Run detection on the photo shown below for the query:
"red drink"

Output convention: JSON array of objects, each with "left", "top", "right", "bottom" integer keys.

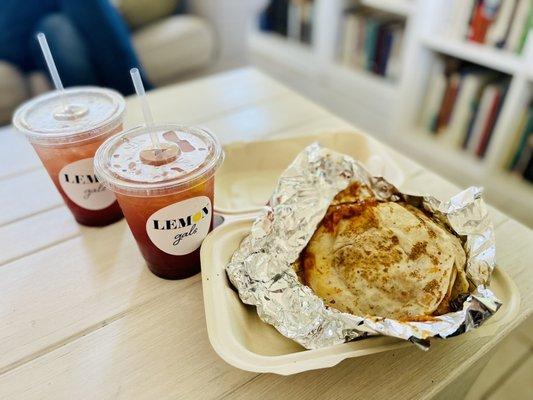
[
  {"left": 13, "top": 87, "right": 126, "bottom": 226},
  {"left": 116, "top": 177, "right": 214, "bottom": 278},
  {"left": 94, "top": 124, "right": 224, "bottom": 279}
]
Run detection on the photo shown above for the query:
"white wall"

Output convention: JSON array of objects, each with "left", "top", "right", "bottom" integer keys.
[{"left": 190, "top": 0, "right": 269, "bottom": 70}]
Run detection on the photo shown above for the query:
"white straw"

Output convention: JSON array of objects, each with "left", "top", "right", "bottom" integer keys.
[
  {"left": 130, "top": 68, "right": 159, "bottom": 149},
  {"left": 37, "top": 33, "right": 68, "bottom": 111}
]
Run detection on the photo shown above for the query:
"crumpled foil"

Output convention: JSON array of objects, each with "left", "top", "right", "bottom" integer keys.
[{"left": 226, "top": 143, "right": 501, "bottom": 350}]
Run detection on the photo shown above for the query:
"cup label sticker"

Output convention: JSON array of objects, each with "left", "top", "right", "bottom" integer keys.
[
  {"left": 59, "top": 158, "right": 116, "bottom": 210},
  {"left": 146, "top": 196, "right": 212, "bottom": 255}
]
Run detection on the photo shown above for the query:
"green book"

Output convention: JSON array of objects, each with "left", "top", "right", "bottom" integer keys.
[
  {"left": 511, "top": 105, "right": 533, "bottom": 169},
  {"left": 364, "top": 18, "right": 378, "bottom": 71},
  {"left": 505, "top": 109, "right": 528, "bottom": 169},
  {"left": 518, "top": 3, "right": 533, "bottom": 53}
]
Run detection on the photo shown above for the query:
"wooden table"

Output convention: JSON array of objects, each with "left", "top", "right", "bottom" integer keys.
[{"left": 1, "top": 68, "right": 531, "bottom": 400}]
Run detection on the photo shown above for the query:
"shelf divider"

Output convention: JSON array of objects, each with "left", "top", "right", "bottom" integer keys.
[
  {"left": 420, "top": 35, "right": 524, "bottom": 75},
  {"left": 360, "top": 0, "right": 414, "bottom": 16}
]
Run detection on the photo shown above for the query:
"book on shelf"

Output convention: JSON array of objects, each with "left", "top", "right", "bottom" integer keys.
[
  {"left": 506, "top": 0, "right": 531, "bottom": 52},
  {"left": 476, "top": 83, "right": 506, "bottom": 157},
  {"left": 421, "top": 57, "right": 508, "bottom": 159},
  {"left": 465, "top": 82, "right": 505, "bottom": 157},
  {"left": 260, "top": 0, "right": 288, "bottom": 36},
  {"left": 260, "top": 0, "right": 315, "bottom": 44},
  {"left": 340, "top": 10, "right": 359, "bottom": 66},
  {"left": 300, "top": 1, "right": 314, "bottom": 44},
  {"left": 468, "top": 0, "right": 500, "bottom": 43},
  {"left": 486, "top": 0, "right": 513, "bottom": 45},
  {"left": 507, "top": 101, "right": 533, "bottom": 183},
  {"left": 364, "top": 18, "right": 379, "bottom": 71},
  {"left": 443, "top": 72, "right": 488, "bottom": 147},
  {"left": 522, "top": 137, "right": 533, "bottom": 182},
  {"left": 421, "top": 61, "right": 446, "bottom": 130},
  {"left": 386, "top": 24, "right": 403, "bottom": 78},
  {"left": 504, "top": 108, "right": 528, "bottom": 168},
  {"left": 514, "top": 136, "right": 533, "bottom": 178},
  {"left": 337, "top": 6, "right": 404, "bottom": 79},
  {"left": 445, "top": 0, "right": 532, "bottom": 53},
  {"left": 519, "top": 3, "right": 533, "bottom": 51},
  {"left": 446, "top": 0, "right": 476, "bottom": 40},
  {"left": 287, "top": 1, "right": 302, "bottom": 41},
  {"left": 436, "top": 73, "right": 461, "bottom": 132}
]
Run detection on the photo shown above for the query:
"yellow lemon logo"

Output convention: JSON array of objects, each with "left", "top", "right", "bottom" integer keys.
[{"left": 192, "top": 211, "right": 203, "bottom": 223}]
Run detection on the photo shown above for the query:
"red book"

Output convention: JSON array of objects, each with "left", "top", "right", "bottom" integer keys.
[
  {"left": 476, "top": 88, "right": 502, "bottom": 157},
  {"left": 468, "top": 0, "right": 498, "bottom": 43},
  {"left": 436, "top": 74, "right": 461, "bottom": 132}
]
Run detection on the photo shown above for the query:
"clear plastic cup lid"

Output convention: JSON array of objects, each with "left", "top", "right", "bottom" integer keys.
[
  {"left": 94, "top": 124, "right": 224, "bottom": 196},
  {"left": 12, "top": 86, "right": 125, "bottom": 145}
]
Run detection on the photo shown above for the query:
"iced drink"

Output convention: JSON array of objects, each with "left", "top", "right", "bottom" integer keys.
[
  {"left": 13, "top": 87, "right": 126, "bottom": 226},
  {"left": 94, "top": 124, "right": 224, "bottom": 279}
]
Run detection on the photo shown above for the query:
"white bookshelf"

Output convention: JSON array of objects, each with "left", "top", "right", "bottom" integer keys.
[
  {"left": 392, "top": 129, "right": 487, "bottom": 180},
  {"left": 420, "top": 35, "right": 523, "bottom": 75},
  {"left": 324, "top": 63, "right": 397, "bottom": 107},
  {"left": 249, "top": 31, "right": 320, "bottom": 78},
  {"left": 249, "top": 0, "right": 533, "bottom": 226},
  {"left": 360, "top": 0, "right": 414, "bottom": 16}
]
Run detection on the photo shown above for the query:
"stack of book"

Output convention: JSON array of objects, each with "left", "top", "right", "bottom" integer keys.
[
  {"left": 337, "top": 7, "right": 404, "bottom": 79},
  {"left": 505, "top": 101, "right": 533, "bottom": 183},
  {"left": 444, "top": 0, "right": 532, "bottom": 53},
  {"left": 259, "top": 0, "right": 315, "bottom": 45},
  {"left": 421, "top": 57, "right": 509, "bottom": 159}
]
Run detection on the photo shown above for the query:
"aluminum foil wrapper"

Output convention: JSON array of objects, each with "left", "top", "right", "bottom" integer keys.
[{"left": 226, "top": 144, "right": 501, "bottom": 350}]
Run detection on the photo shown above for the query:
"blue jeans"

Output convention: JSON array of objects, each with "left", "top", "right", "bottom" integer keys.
[
  {"left": 0, "top": 0, "right": 149, "bottom": 95},
  {"left": 32, "top": 13, "right": 99, "bottom": 87},
  {"left": 58, "top": 0, "right": 151, "bottom": 94},
  {"left": 0, "top": 0, "right": 58, "bottom": 71}
]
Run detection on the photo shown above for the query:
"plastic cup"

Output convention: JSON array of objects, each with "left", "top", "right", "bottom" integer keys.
[
  {"left": 94, "top": 124, "right": 224, "bottom": 279},
  {"left": 13, "top": 87, "right": 126, "bottom": 226}
]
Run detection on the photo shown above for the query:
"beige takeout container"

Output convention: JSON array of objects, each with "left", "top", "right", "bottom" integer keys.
[
  {"left": 201, "top": 219, "right": 519, "bottom": 375},
  {"left": 214, "top": 131, "right": 405, "bottom": 215},
  {"left": 202, "top": 132, "right": 520, "bottom": 375}
]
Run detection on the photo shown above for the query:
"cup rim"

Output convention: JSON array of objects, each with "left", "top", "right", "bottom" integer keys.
[
  {"left": 94, "top": 124, "right": 224, "bottom": 196},
  {"left": 12, "top": 86, "right": 126, "bottom": 146}
]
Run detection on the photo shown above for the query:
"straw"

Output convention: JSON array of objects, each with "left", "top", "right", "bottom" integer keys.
[
  {"left": 130, "top": 68, "right": 159, "bottom": 149},
  {"left": 36, "top": 33, "right": 68, "bottom": 112}
]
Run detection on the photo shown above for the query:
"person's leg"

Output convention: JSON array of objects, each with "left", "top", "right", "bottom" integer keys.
[
  {"left": 59, "top": 0, "right": 151, "bottom": 95},
  {"left": 0, "top": 0, "right": 59, "bottom": 72},
  {"left": 32, "top": 13, "right": 99, "bottom": 87}
]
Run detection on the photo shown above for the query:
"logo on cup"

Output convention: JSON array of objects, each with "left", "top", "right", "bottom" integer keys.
[
  {"left": 146, "top": 196, "right": 212, "bottom": 255},
  {"left": 59, "top": 158, "right": 116, "bottom": 210}
]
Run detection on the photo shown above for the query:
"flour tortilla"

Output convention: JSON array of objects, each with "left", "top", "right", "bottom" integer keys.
[{"left": 300, "top": 198, "right": 468, "bottom": 320}]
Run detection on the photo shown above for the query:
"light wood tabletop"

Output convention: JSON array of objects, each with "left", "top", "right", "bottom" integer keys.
[{"left": 1, "top": 68, "right": 531, "bottom": 400}]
